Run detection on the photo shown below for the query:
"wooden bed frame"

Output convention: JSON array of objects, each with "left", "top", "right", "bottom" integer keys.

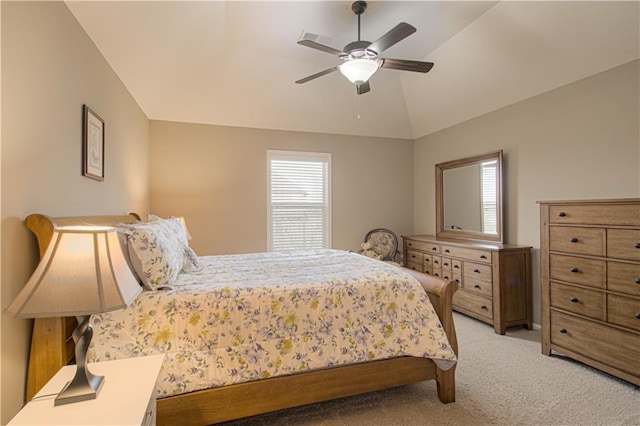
[{"left": 23, "top": 213, "right": 458, "bottom": 425}]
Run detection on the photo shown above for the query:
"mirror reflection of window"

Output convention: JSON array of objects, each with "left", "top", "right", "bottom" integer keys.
[{"left": 480, "top": 160, "right": 498, "bottom": 234}]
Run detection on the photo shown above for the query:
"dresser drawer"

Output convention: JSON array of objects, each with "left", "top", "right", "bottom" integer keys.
[
  {"left": 608, "top": 229, "right": 640, "bottom": 262},
  {"left": 608, "top": 261, "right": 640, "bottom": 297},
  {"left": 441, "top": 257, "right": 453, "bottom": 271},
  {"left": 549, "top": 204, "right": 640, "bottom": 226},
  {"left": 440, "top": 270, "right": 454, "bottom": 282},
  {"left": 432, "top": 256, "right": 442, "bottom": 269},
  {"left": 463, "top": 262, "right": 492, "bottom": 283},
  {"left": 549, "top": 254, "right": 606, "bottom": 288},
  {"left": 451, "top": 259, "right": 462, "bottom": 273},
  {"left": 406, "top": 250, "right": 424, "bottom": 264},
  {"left": 464, "top": 277, "right": 493, "bottom": 297},
  {"left": 405, "top": 239, "right": 440, "bottom": 253},
  {"left": 607, "top": 294, "right": 640, "bottom": 332},
  {"left": 550, "top": 227, "right": 605, "bottom": 256},
  {"left": 453, "top": 289, "right": 493, "bottom": 320},
  {"left": 441, "top": 245, "right": 491, "bottom": 264},
  {"left": 406, "top": 261, "right": 422, "bottom": 272},
  {"left": 423, "top": 254, "right": 433, "bottom": 269},
  {"left": 550, "top": 310, "right": 640, "bottom": 377},
  {"left": 550, "top": 282, "right": 605, "bottom": 321}
]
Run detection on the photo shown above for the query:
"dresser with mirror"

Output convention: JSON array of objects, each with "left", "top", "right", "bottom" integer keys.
[{"left": 403, "top": 150, "right": 532, "bottom": 334}]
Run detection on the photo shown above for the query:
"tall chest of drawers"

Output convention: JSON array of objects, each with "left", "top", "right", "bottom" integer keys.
[
  {"left": 539, "top": 198, "right": 640, "bottom": 385},
  {"left": 403, "top": 235, "right": 532, "bottom": 334}
]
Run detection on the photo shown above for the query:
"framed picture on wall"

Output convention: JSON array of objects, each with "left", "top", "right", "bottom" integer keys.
[{"left": 82, "top": 104, "right": 105, "bottom": 181}]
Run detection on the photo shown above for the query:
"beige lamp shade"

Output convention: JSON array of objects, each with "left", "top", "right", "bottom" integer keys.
[{"left": 6, "top": 226, "right": 142, "bottom": 318}]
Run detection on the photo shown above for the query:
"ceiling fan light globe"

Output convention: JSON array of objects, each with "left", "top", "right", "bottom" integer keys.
[{"left": 339, "top": 59, "right": 381, "bottom": 85}]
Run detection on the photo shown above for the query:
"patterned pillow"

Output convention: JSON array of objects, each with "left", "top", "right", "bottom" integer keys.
[
  {"left": 125, "top": 221, "right": 185, "bottom": 290},
  {"left": 148, "top": 215, "right": 199, "bottom": 273}
]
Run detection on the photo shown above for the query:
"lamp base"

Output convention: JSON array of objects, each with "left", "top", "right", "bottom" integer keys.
[
  {"left": 54, "top": 373, "right": 104, "bottom": 406},
  {"left": 54, "top": 315, "right": 104, "bottom": 406}
]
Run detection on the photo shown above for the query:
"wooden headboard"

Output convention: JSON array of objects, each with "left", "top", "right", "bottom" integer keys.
[{"left": 23, "top": 212, "right": 141, "bottom": 401}]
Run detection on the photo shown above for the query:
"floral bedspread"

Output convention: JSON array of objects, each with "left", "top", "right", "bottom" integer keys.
[{"left": 89, "top": 249, "right": 457, "bottom": 398}]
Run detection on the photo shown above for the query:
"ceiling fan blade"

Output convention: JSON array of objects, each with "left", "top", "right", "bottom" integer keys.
[
  {"left": 381, "top": 58, "right": 434, "bottom": 73},
  {"left": 356, "top": 81, "right": 370, "bottom": 95},
  {"left": 368, "top": 22, "right": 416, "bottom": 55},
  {"left": 295, "top": 67, "right": 338, "bottom": 84},
  {"left": 297, "top": 33, "right": 345, "bottom": 56}
]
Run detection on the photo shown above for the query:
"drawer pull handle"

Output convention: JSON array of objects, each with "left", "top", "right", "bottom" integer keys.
[
  {"left": 444, "top": 262, "right": 449, "bottom": 266},
  {"left": 558, "top": 212, "right": 567, "bottom": 217},
  {"left": 569, "top": 237, "right": 578, "bottom": 243},
  {"left": 480, "top": 255, "right": 488, "bottom": 259},
  {"left": 432, "top": 247, "right": 437, "bottom": 251},
  {"left": 481, "top": 305, "right": 488, "bottom": 310},
  {"left": 559, "top": 328, "right": 568, "bottom": 334},
  {"left": 635, "top": 278, "right": 640, "bottom": 284},
  {"left": 474, "top": 269, "right": 480, "bottom": 273},
  {"left": 444, "top": 249, "right": 450, "bottom": 253},
  {"left": 570, "top": 297, "right": 579, "bottom": 303},
  {"left": 455, "top": 278, "right": 461, "bottom": 283},
  {"left": 454, "top": 265, "right": 460, "bottom": 269},
  {"left": 408, "top": 242, "right": 413, "bottom": 247},
  {"left": 635, "top": 243, "right": 640, "bottom": 249},
  {"left": 635, "top": 313, "right": 640, "bottom": 319},
  {"left": 474, "top": 284, "right": 481, "bottom": 289},
  {"left": 570, "top": 267, "right": 579, "bottom": 273}
]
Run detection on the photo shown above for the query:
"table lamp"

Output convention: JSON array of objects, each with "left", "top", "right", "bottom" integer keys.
[{"left": 5, "top": 226, "right": 142, "bottom": 406}]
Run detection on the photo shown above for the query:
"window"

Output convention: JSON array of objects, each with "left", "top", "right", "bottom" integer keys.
[
  {"left": 267, "top": 150, "right": 331, "bottom": 251},
  {"left": 480, "top": 160, "right": 498, "bottom": 234}
]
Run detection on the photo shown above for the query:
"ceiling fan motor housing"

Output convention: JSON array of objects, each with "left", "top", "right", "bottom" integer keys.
[{"left": 343, "top": 40, "right": 376, "bottom": 58}]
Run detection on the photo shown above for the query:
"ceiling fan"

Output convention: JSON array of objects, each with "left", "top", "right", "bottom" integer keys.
[{"left": 295, "top": 1, "right": 434, "bottom": 95}]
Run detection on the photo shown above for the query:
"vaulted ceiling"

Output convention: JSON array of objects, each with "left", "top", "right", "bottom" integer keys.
[{"left": 66, "top": 1, "right": 639, "bottom": 140}]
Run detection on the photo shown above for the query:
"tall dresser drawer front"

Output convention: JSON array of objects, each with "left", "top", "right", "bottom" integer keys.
[
  {"left": 551, "top": 311, "right": 640, "bottom": 377},
  {"left": 607, "top": 294, "right": 640, "bottom": 332},
  {"left": 441, "top": 245, "right": 492, "bottom": 263},
  {"left": 453, "top": 290, "right": 493, "bottom": 320},
  {"left": 406, "top": 240, "right": 440, "bottom": 253},
  {"left": 550, "top": 282, "right": 605, "bottom": 321},
  {"left": 463, "top": 262, "right": 492, "bottom": 282},
  {"left": 608, "top": 261, "right": 640, "bottom": 297},
  {"left": 550, "top": 227, "right": 605, "bottom": 256},
  {"left": 549, "top": 254, "right": 605, "bottom": 288},
  {"left": 550, "top": 204, "right": 640, "bottom": 226},
  {"left": 406, "top": 250, "right": 424, "bottom": 264},
  {"left": 607, "top": 229, "right": 640, "bottom": 262}
]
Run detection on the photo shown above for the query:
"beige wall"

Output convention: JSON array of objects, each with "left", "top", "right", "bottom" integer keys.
[
  {"left": 1, "top": 2, "right": 149, "bottom": 422},
  {"left": 150, "top": 121, "right": 414, "bottom": 256},
  {"left": 414, "top": 59, "right": 640, "bottom": 326}
]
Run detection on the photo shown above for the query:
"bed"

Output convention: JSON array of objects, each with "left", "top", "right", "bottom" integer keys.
[{"left": 23, "top": 213, "right": 459, "bottom": 425}]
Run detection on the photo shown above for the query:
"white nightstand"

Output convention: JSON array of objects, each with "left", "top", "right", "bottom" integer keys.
[{"left": 9, "top": 354, "right": 164, "bottom": 426}]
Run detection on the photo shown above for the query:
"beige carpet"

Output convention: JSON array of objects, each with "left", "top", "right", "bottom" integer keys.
[{"left": 222, "top": 313, "right": 639, "bottom": 425}]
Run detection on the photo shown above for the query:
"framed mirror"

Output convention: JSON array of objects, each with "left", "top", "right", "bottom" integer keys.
[{"left": 436, "top": 150, "right": 503, "bottom": 243}]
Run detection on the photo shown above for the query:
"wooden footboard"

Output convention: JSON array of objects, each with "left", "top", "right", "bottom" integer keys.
[{"left": 22, "top": 213, "right": 458, "bottom": 425}]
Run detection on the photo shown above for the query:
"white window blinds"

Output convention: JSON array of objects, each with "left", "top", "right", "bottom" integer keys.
[
  {"left": 481, "top": 160, "right": 498, "bottom": 234},
  {"left": 267, "top": 151, "right": 331, "bottom": 252}
]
